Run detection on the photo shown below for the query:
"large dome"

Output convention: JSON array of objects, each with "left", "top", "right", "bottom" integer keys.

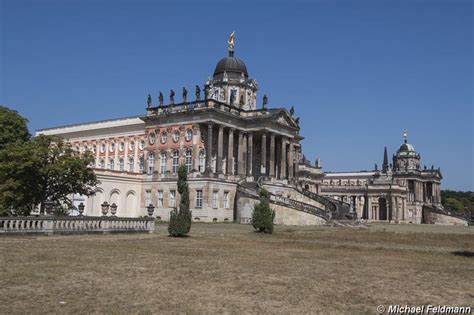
[
  {"left": 397, "top": 142, "right": 417, "bottom": 157},
  {"left": 213, "top": 56, "right": 248, "bottom": 80}
]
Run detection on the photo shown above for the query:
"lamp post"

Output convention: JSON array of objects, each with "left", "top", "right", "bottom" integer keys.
[
  {"left": 146, "top": 204, "right": 155, "bottom": 217},
  {"left": 101, "top": 201, "right": 110, "bottom": 216},
  {"left": 78, "top": 202, "right": 85, "bottom": 216},
  {"left": 110, "top": 203, "right": 118, "bottom": 216}
]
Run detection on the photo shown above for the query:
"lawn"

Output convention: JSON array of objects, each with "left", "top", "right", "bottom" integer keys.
[{"left": 0, "top": 223, "right": 473, "bottom": 314}]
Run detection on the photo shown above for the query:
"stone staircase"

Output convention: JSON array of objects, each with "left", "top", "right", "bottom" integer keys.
[
  {"left": 296, "top": 188, "right": 355, "bottom": 221},
  {"left": 237, "top": 182, "right": 331, "bottom": 221}
]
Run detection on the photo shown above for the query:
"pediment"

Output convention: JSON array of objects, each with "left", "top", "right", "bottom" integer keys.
[{"left": 275, "top": 111, "right": 298, "bottom": 128}]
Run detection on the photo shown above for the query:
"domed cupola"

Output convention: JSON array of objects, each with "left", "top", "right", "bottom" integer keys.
[
  {"left": 393, "top": 131, "right": 421, "bottom": 171},
  {"left": 205, "top": 32, "right": 258, "bottom": 110},
  {"left": 213, "top": 55, "right": 248, "bottom": 80}
]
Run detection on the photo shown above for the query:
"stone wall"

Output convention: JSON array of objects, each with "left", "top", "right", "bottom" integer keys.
[{"left": 236, "top": 194, "right": 326, "bottom": 226}]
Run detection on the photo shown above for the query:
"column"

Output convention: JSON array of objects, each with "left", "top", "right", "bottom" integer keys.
[
  {"left": 261, "top": 132, "right": 267, "bottom": 175},
  {"left": 288, "top": 141, "right": 294, "bottom": 180},
  {"left": 280, "top": 137, "right": 287, "bottom": 179},
  {"left": 242, "top": 134, "right": 248, "bottom": 175},
  {"left": 227, "top": 128, "right": 234, "bottom": 175},
  {"left": 237, "top": 131, "right": 244, "bottom": 175},
  {"left": 206, "top": 122, "right": 213, "bottom": 173},
  {"left": 269, "top": 133, "right": 275, "bottom": 177},
  {"left": 133, "top": 137, "right": 139, "bottom": 173},
  {"left": 217, "top": 125, "right": 224, "bottom": 174},
  {"left": 247, "top": 133, "right": 253, "bottom": 176},
  {"left": 193, "top": 124, "right": 200, "bottom": 172}
]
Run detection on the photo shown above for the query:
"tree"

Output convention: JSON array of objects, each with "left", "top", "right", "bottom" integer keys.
[
  {"left": 0, "top": 106, "right": 30, "bottom": 150},
  {"left": 0, "top": 134, "right": 98, "bottom": 216},
  {"left": 168, "top": 164, "right": 192, "bottom": 237},
  {"left": 252, "top": 188, "right": 275, "bottom": 233}
]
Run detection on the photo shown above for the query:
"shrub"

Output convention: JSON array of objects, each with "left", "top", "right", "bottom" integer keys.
[
  {"left": 168, "top": 164, "right": 192, "bottom": 237},
  {"left": 252, "top": 188, "right": 275, "bottom": 233}
]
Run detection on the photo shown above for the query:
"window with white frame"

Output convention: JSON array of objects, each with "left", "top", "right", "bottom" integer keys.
[
  {"left": 92, "top": 144, "right": 97, "bottom": 153},
  {"left": 223, "top": 191, "right": 229, "bottom": 209},
  {"left": 139, "top": 156, "right": 145, "bottom": 173},
  {"left": 145, "top": 190, "right": 151, "bottom": 207},
  {"left": 196, "top": 189, "right": 203, "bottom": 208},
  {"left": 185, "top": 149, "right": 192, "bottom": 173},
  {"left": 128, "top": 157, "right": 134, "bottom": 172},
  {"left": 185, "top": 129, "right": 192, "bottom": 141},
  {"left": 148, "top": 153, "right": 155, "bottom": 174},
  {"left": 212, "top": 190, "right": 218, "bottom": 209},
  {"left": 172, "top": 150, "right": 179, "bottom": 175},
  {"left": 109, "top": 142, "right": 115, "bottom": 153},
  {"left": 199, "top": 150, "right": 205, "bottom": 173},
  {"left": 119, "top": 142, "right": 125, "bottom": 152},
  {"left": 149, "top": 133, "right": 156, "bottom": 145},
  {"left": 99, "top": 159, "right": 105, "bottom": 169},
  {"left": 119, "top": 158, "right": 124, "bottom": 171},
  {"left": 101, "top": 143, "right": 106, "bottom": 153},
  {"left": 157, "top": 190, "right": 163, "bottom": 208},
  {"left": 160, "top": 131, "right": 167, "bottom": 144},
  {"left": 160, "top": 151, "right": 167, "bottom": 174},
  {"left": 172, "top": 130, "right": 179, "bottom": 143},
  {"left": 169, "top": 190, "right": 176, "bottom": 208},
  {"left": 109, "top": 158, "right": 115, "bottom": 170}
]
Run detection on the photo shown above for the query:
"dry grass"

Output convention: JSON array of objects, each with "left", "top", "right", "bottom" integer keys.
[{"left": 0, "top": 223, "right": 473, "bottom": 314}]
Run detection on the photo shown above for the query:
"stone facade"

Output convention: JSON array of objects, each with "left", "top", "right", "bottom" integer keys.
[{"left": 36, "top": 38, "right": 458, "bottom": 225}]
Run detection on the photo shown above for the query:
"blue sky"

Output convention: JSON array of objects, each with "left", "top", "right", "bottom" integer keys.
[{"left": 1, "top": 0, "right": 472, "bottom": 190}]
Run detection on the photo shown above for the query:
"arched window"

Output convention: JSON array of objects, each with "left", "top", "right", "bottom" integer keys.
[
  {"left": 172, "top": 150, "right": 179, "bottom": 175},
  {"left": 119, "top": 158, "right": 124, "bottom": 171},
  {"left": 148, "top": 153, "right": 155, "bottom": 174},
  {"left": 109, "top": 158, "right": 115, "bottom": 170},
  {"left": 99, "top": 159, "right": 105, "bottom": 169},
  {"left": 199, "top": 150, "right": 206, "bottom": 173},
  {"left": 185, "top": 149, "right": 192, "bottom": 173},
  {"left": 139, "top": 156, "right": 145, "bottom": 173},
  {"left": 160, "top": 151, "right": 167, "bottom": 174},
  {"left": 128, "top": 157, "right": 134, "bottom": 172}
]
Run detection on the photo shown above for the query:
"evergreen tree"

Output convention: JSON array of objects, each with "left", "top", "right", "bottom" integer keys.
[
  {"left": 252, "top": 188, "right": 275, "bottom": 233},
  {"left": 168, "top": 164, "right": 192, "bottom": 237}
]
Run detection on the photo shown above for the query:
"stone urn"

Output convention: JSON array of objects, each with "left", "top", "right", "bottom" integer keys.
[
  {"left": 78, "top": 202, "right": 85, "bottom": 216},
  {"left": 110, "top": 203, "right": 117, "bottom": 216},
  {"left": 101, "top": 201, "right": 109, "bottom": 216},
  {"left": 147, "top": 204, "right": 155, "bottom": 217}
]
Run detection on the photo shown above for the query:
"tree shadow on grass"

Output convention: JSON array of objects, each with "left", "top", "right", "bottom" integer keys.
[{"left": 452, "top": 251, "right": 474, "bottom": 258}]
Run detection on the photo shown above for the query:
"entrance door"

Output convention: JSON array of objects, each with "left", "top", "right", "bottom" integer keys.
[{"left": 378, "top": 197, "right": 387, "bottom": 221}]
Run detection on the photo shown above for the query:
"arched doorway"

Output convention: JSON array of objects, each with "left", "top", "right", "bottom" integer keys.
[{"left": 378, "top": 197, "right": 387, "bottom": 221}]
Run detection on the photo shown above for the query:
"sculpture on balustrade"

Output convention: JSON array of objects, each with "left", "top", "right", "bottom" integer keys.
[
  {"left": 170, "top": 89, "right": 175, "bottom": 105},
  {"left": 262, "top": 94, "right": 268, "bottom": 109},
  {"left": 182, "top": 87, "right": 188, "bottom": 103},
  {"left": 295, "top": 117, "right": 300, "bottom": 126},
  {"left": 290, "top": 105, "right": 295, "bottom": 116},
  {"left": 195, "top": 85, "right": 201, "bottom": 100},
  {"left": 239, "top": 94, "right": 244, "bottom": 107},
  {"left": 147, "top": 94, "right": 152, "bottom": 108},
  {"left": 159, "top": 92, "right": 164, "bottom": 107},
  {"left": 375, "top": 163, "right": 378, "bottom": 171}
]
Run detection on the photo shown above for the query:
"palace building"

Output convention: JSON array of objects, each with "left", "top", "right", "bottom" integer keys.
[{"left": 36, "top": 35, "right": 467, "bottom": 226}]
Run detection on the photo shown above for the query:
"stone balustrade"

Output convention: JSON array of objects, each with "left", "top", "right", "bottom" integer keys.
[{"left": 0, "top": 216, "right": 155, "bottom": 235}]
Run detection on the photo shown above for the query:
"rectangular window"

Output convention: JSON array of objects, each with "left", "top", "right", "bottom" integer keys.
[
  {"left": 169, "top": 190, "right": 176, "bottom": 208},
  {"left": 157, "top": 190, "right": 163, "bottom": 208},
  {"left": 223, "top": 191, "right": 229, "bottom": 209},
  {"left": 196, "top": 189, "right": 202, "bottom": 208},
  {"left": 212, "top": 190, "right": 218, "bottom": 209},
  {"left": 145, "top": 190, "right": 151, "bottom": 207}
]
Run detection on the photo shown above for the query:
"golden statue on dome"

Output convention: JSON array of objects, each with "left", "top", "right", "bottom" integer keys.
[{"left": 228, "top": 31, "right": 235, "bottom": 55}]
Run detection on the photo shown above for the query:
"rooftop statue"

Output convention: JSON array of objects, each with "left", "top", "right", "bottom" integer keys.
[
  {"left": 195, "top": 85, "right": 201, "bottom": 100},
  {"left": 159, "top": 92, "right": 164, "bottom": 107},
  {"left": 228, "top": 31, "right": 235, "bottom": 53},
  {"left": 147, "top": 94, "right": 152, "bottom": 108},
  {"left": 182, "top": 87, "right": 188, "bottom": 103},
  {"left": 170, "top": 90, "right": 175, "bottom": 105},
  {"left": 290, "top": 106, "right": 295, "bottom": 117},
  {"left": 262, "top": 94, "right": 268, "bottom": 109}
]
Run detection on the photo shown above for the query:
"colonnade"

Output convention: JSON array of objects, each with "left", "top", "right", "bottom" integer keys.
[{"left": 204, "top": 122, "right": 298, "bottom": 180}]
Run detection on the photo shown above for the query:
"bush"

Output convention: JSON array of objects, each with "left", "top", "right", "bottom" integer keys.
[
  {"left": 252, "top": 188, "right": 275, "bottom": 233},
  {"left": 168, "top": 165, "right": 192, "bottom": 237}
]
